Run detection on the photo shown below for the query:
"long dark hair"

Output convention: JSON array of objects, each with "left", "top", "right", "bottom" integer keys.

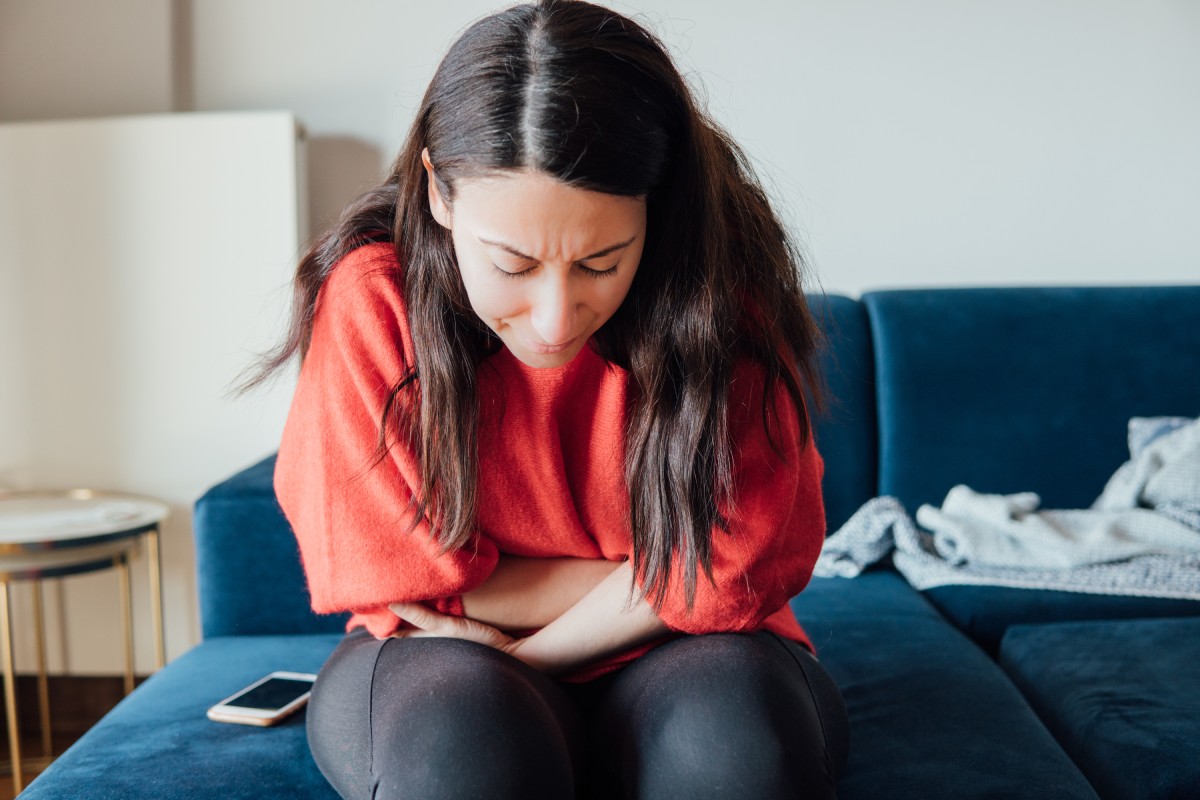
[{"left": 242, "top": 0, "right": 827, "bottom": 612}]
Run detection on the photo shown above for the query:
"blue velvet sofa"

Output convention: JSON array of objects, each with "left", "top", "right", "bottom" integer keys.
[{"left": 24, "top": 285, "right": 1200, "bottom": 799}]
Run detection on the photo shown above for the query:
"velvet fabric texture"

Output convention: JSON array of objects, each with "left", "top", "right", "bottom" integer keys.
[
  {"left": 194, "top": 455, "right": 350, "bottom": 638},
  {"left": 791, "top": 570, "right": 1100, "bottom": 800},
  {"left": 1000, "top": 618, "right": 1200, "bottom": 800},
  {"left": 809, "top": 294, "right": 878, "bottom": 534},
  {"left": 865, "top": 285, "right": 1200, "bottom": 513},
  {"left": 925, "top": 584, "right": 1200, "bottom": 657},
  {"left": 866, "top": 286, "right": 1200, "bottom": 649},
  {"left": 22, "top": 635, "right": 343, "bottom": 799}
]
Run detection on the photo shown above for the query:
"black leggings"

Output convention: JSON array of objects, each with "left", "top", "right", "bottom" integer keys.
[{"left": 307, "top": 628, "right": 849, "bottom": 800}]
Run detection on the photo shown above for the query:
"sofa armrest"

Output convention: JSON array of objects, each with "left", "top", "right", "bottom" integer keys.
[{"left": 193, "top": 454, "right": 349, "bottom": 638}]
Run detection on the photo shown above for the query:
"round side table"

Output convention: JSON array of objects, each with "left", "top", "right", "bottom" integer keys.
[{"left": 0, "top": 489, "right": 169, "bottom": 793}]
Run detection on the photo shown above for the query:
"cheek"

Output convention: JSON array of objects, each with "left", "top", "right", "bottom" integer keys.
[
  {"left": 452, "top": 235, "right": 528, "bottom": 322},
  {"left": 458, "top": 263, "right": 526, "bottom": 321},
  {"left": 600, "top": 261, "right": 641, "bottom": 317},
  {"left": 595, "top": 282, "right": 633, "bottom": 319}
]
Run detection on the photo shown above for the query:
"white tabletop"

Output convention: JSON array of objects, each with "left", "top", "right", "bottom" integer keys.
[{"left": 0, "top": 490, "right": 169, "bottom": 551}]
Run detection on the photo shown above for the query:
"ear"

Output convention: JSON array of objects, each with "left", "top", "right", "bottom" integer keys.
[{"left": 422, "top": 147, "right": 452, "bottom": 229}]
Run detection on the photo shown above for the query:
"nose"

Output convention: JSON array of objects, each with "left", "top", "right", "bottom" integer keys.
[{"left": 528, "top": 273, "right": 578, "bottom": 345}]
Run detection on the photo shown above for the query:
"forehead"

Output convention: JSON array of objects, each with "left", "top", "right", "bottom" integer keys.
[{"left": 451, "top": 170, "right": 645, "bottom": 259}]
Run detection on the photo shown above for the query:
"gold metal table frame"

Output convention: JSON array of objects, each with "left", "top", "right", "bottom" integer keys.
[{"left": 0, "top": 489, "right": 168, "bottom": 794}]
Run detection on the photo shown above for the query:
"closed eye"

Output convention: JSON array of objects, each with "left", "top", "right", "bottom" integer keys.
[{"left": 492, "top": 263, "right": 619, "bottom": 279}]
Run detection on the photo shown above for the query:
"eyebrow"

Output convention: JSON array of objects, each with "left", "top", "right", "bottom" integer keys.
[{"left": 478, "top": 234, "right": 638, "bottom": 262}]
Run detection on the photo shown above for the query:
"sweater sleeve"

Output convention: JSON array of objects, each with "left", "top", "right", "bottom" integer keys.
[
  {"left": 273, "top": 244, "right": 499, "bottom": 638},
  {"left": 641, "top": 360, "right": 826, "bottom": 634}
]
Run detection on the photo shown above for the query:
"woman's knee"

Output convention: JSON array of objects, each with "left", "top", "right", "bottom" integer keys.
[
  {"left": 595, "top": 633, "right": 841, "bottom": 799},
  {"left": 312, "top": 634, "right": 579, "bottom": 800}
]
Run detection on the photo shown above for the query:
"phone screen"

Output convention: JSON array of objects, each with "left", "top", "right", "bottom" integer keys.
[{"left": 226, "top": 677, "right": 313, "bottom": 710}]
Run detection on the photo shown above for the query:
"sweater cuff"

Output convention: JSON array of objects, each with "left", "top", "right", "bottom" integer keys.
[{"left": 350, "top": 607, "right": 403, "bottom": 639}]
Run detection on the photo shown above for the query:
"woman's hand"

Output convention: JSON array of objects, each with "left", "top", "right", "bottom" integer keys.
[{"left": 387, "top": 602, "right": 526, "bottom": 659}]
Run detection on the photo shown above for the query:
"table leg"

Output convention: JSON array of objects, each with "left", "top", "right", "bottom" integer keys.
[
  {"left": 147, "top": 527, "right": 165, "bottom": 670},
  {"left": 116, "top": 557, "right": 135, "bottom": 695},
  {"left": 0, "top": 580, "right": 23, "bottom": 793},
  {"left": 32, "top": 580, "right": 52, "bottom": 757}
]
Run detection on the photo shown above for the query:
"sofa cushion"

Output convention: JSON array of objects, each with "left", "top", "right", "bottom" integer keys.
[
  {"left": 999, "top": 617, "right": 1200, "bottom": 800},
  {"left": 23, "top": 635, "right": 343, "bottom": 799},
  {"left": 790, "top": 572, "right": 1099, "bottom": 800},
  {"left": 925, "top": 584, "right": 1200, "bottom": 656},
  {"left": 810, "top": 294, "right": 878, "bottom": 534},
  {"left": 792, "top": 567, "right": 942, "bottom": 624},
  {"left": 194, "top": 455, "right": 350, "bottom": 637},
  {"left": 864, "top": 285, "right": 1200, "bottom": 513}
]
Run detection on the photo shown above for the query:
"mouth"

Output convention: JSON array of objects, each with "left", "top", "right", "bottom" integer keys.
[{"left": 521, "top": 333, "right": 580, "bottom": 355}]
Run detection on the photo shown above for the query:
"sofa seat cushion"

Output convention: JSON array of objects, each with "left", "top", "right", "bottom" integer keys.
[
  {"left": 924, "top": 584, "right": 1200, "bottom": 656},
  {"left": 791, "top": 566, "right": 947, "bottom": 623},
  {"left": 23, "top": 634, "right": 343, "bottom": 800},
  {"left": 790, "top": 572, "right": 1099, "bottom": 800},
  {"left": 999, "top": 617, "right": 1200, "bottom": 800}
]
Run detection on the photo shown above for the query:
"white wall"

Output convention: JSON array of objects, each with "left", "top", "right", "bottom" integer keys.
[
  {"left": 0, "top": 215, "right": 30, "bottom": 491},
  {"left": 0, "top": 0, "right": 174, "bottom": 119},
  {"left": 184, "top": 0, "right": 1200, "bottom": 295},
  {"left": 0, "top": 113, "right": 305, "bottom": 674},
  {"left": 1, "top": 0, "right": 176, "bottom": 497},
  {"left": 1, "top": 0, "right": 1197, "bottom": 674}
]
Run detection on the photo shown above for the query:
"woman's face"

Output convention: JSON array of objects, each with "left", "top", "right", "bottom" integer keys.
[{"left": 423, "top": 149, "right": 647, "bottom": 369}]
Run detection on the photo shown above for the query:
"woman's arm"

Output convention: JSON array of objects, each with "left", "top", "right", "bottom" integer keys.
[
  {"left": 506, "top": 560, "right": 669, "bottom": 676},
  {"left": 460, "top": 555, "right": 622, "bottom": 632},
  {"left": 391, "top": 560, "right": 669, "bottom": 677}
]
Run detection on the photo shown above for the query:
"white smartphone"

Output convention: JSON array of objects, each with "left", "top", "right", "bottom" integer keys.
[{"left": 206, "top": 671, "right": 317, "bottom": 727}]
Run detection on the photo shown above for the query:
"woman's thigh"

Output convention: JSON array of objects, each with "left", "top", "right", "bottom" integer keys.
[
  {"left": 307, "top": 628, "right": 586, "bottom": 800},
  {"left": 585, "top": 631, "right": 849, "bottom": 800}
]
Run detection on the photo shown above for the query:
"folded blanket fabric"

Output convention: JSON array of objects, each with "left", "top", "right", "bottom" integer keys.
[
  {"left": 813, "top": 497, "right": 1200, "bottom": 598},
  {"left": 1093, "top": 416, "right": 1200, "bottom": 530},
  {"left": 812, "top": 417, "right": 1200, "bottom": 599},
  {"left": 810, "top": 496, "right": 905, "bottom": 578},
  {"left": 917, "top": 485, "right": 1200, "bottom": 570}
]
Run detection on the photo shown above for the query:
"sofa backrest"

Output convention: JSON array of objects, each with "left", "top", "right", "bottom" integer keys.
[
  {"left": 864, "top": 286, "right": 1200, "bottom": 514},
  {"left": 810, "top": 294, "right": 879, "bottom": 533}
]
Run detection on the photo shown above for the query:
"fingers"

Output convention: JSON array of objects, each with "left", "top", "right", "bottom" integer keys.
[
  {"left": 388, "top": 602, "right": 514, "bottom": 650},
  {"left": 388, "top": 601, "right": 435, "bottom": 629},
  {"left": 388, "top": 602, "right": 445, "bottom": 639}
]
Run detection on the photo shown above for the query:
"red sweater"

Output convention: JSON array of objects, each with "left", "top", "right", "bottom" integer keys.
[{"left": 274, "top": 243, "right": 827, "bottom": 682}]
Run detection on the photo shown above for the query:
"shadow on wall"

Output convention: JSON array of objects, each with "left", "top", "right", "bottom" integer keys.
[{"left": 305, "top": 136, "right": 385, "bottom": 244}]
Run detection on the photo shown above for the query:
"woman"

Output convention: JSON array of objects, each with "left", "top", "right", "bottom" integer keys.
[{"left": 257, "top": 1, "right": 849, "bottom": 797}]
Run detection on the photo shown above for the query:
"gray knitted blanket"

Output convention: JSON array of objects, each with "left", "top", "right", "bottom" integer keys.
[{"left": 813, "top": 417, "right": 1200, "bottom": 599}]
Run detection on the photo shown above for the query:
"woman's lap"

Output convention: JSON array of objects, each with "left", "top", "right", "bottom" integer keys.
[
  {"left": 587, "top": 631, "right": 848, "bottom": 798},
  {"left": 308, "top": 628, "right": 847, "bottom": 800},
  {"left": 307, "top": 628, "right": 583, "bottom": 800}
]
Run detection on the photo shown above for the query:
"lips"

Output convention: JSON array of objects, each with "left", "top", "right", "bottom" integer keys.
[{"left": 522, "top": 333, "right": 580, "bottom": 355}]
